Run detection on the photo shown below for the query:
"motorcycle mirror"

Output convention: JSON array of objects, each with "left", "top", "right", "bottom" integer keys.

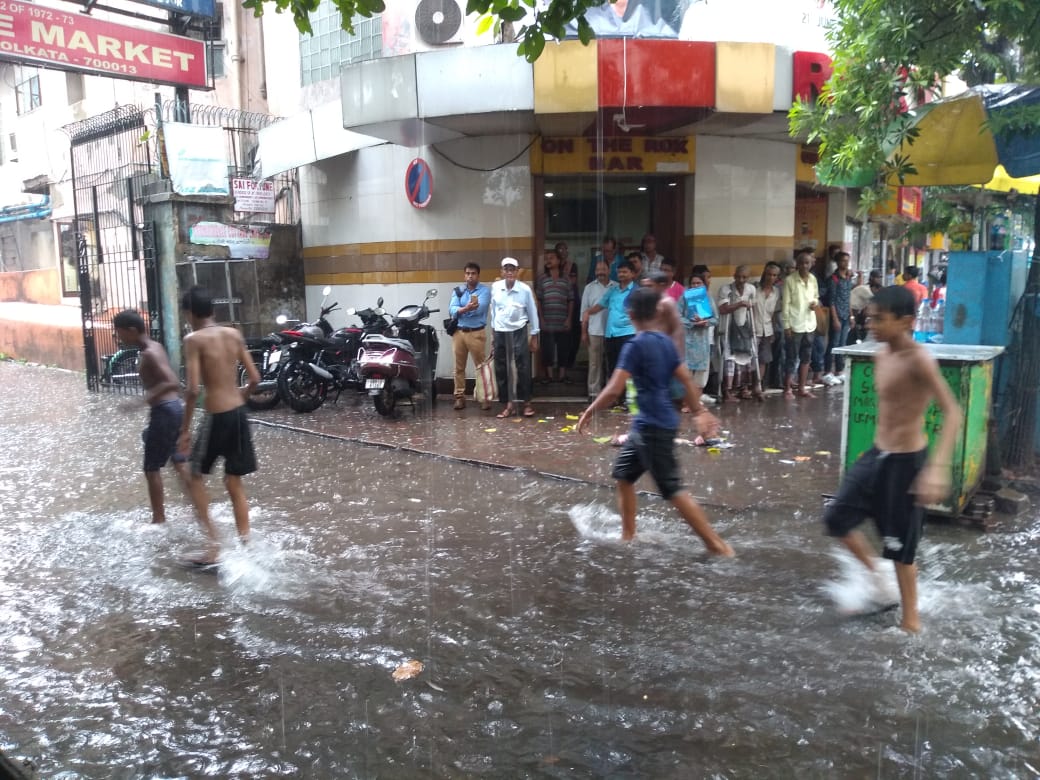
[
  {"left": 346, "top": 308, "right": 357, "bottom": 316},
  {"left": 322, "top": 285, "right": 332, "bottom": 296},
  {"left": 426, "top": 289, "right": 438, "bottom": 298},
  {"left": 275, "top": 314, "right": 288, "bottom": 325},
  {"left": 377, "top": 297, "right": 384, "bottom": 308}
]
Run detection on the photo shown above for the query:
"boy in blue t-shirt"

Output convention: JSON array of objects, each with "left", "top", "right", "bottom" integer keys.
[{"left": 577, "top": 287, "right": 734, "bottom": 555}]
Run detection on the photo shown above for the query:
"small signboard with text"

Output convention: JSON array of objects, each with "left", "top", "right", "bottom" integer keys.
[
  {"left": 232, "top": 178, "right": 275, "bottom": 214},
  {"left": 0, "top": 3, "right": 208, "bottom": 89}
]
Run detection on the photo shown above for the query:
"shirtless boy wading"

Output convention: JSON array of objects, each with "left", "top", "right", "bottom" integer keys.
[
  {"left": 823, "top": 285, "right": 962, "bottom": 633},
  {"left": 178, "top": 287, "right": 261, "bottom": 565}
]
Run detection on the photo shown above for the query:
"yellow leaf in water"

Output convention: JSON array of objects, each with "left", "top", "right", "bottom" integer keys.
[
  {"left": 392, "top": 660, "right": 424, "bottom": 681},
  {"left": 560, "top": 425, "right": 574, "bottom": 433},
  {"left": 512, "top": 417, "right": 523, "bottom": 424},
  {"left": 707, "top": 447, "right": 721, "bottom": 455},
  {"left": 593, "top": 436, "right": 612, "bottom": 444},
  {"left": 483, "top": 428, "right": 497, "bottom": 433},
  {"left": 794, "top": 456, "right": 812, "bottom": 462},
  {"left": 565, "top": 414, "right": 579, "bottom": 420},
  {"left": 762, "top": 447, "right": 781, "bottom": 453},
  {"left": 815, "top": 450, "right": 832, "bottom": 456}
]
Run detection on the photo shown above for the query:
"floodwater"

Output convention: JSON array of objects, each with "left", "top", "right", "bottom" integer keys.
[{"left": 1, "top": 362, "right": 1038, "bottom": 778}]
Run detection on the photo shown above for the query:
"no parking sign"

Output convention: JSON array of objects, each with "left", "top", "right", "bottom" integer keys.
[{"left": 405, "top": 158, "right": 433, "bottom": 209}]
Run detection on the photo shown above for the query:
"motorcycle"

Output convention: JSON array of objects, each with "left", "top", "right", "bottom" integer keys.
[
  {"left": 274, "top": 287, "right": 342, "bottom": 413},
  {"left": 242, "top": 328, "right": 293, "bottom": 411},
  {"left": 358, "top": 289, "right": 440, "bottom": 417},
  {"left": 277, "top": 292, "right": 394, "bottom": 413}
]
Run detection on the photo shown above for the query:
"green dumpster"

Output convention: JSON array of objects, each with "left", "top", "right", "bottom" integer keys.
[{"left": 832, "top": 343, "right": 1004, "bottom": 518}]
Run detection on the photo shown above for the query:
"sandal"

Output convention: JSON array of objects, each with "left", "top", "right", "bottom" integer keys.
[
  {"left": 496, "top": 405, "right": 515, "bottom": 418},
  {"left": 738, "top": 388, "right": 754, "bottom": 400},
  {"left": 522, "top": 405, "right": 536, "bottom": 417}
]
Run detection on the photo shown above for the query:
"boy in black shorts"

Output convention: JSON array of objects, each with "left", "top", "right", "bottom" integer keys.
[
  {"left": 577, "top": 287, "right": 733, "bottom": 555},
  {"left": 822, "top": 286, "right": 961, "bottom": 632},
  {"left": 178, "top": 287, "right": 260, "bottom": 564},
  {"left": 113, "top": 310, "right": 189, "bottom": 524}
]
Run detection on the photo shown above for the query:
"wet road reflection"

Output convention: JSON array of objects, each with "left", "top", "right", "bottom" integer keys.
[{"left": 0, "top": 363, "right": 1037, "bottom": 777}]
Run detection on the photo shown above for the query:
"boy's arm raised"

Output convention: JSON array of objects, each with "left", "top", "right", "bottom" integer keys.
[{"left": 912, "top": 352, "right": 963, "bottom": 506}]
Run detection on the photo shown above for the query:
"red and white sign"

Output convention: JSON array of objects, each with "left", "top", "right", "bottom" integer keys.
[
  {"left": 0, "top": 2, "right": 207, "bottom": 89},
  {"left": 232, "top": 178, "right": 275, "bottom": 213}
]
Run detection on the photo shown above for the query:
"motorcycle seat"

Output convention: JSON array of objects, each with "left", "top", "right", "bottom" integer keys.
[{"left": 363, "top": 335, "right": 414, "bottom": 353}]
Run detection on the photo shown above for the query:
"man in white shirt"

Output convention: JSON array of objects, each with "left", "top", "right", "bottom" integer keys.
[
  {"left": 491, "top": 257, "right": 540, "bottom": 418},
  {"left": 580, "top": 260, "right": 614, "bottom": 400}
]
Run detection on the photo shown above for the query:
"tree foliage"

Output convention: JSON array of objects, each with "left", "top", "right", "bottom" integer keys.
[
  {"left": 789, "top": 0, "right": 1040, "bottom": 212},
  {"left": 239, "top": 0, "right": 603, "bottom": 61}
]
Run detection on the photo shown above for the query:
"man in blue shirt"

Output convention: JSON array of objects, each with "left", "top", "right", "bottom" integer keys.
[
  {"left": 448, "top": 262, "right": 492, "bottom": 410},
  {"left": 577, "top": 287, "right": 734, "bottom": 555},
  {"left": 582, "top": 258, "right": 637, "bottom": 406}
]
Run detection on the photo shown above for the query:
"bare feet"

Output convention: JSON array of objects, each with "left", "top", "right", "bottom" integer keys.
[
  {"left": 797, "top": 388, "right": 816, "bottom": 398},
  {"left": 783, "top": 389, "right": 795, "bottom": 400},
  {"left": 708, "top": 540, "right": 736, "bottom": 557},
  {"left": 899, "top": 619, "right": 921, "bottom": 634}
]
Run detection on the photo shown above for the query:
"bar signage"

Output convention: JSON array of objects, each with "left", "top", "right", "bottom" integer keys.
[{"left": 0, "top": 1, "right": 208, "bottom": 89}]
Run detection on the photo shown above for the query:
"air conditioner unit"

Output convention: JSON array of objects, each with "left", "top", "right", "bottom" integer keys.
[{"left": 413, "top": 0, "right": 464, "bottom": 47}]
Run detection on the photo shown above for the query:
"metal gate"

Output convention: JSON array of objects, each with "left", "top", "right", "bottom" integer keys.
[{"left": 64, "top": 106, "right": 165, "bottom": 394}]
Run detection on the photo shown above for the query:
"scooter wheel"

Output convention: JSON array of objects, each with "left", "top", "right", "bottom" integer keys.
[{"left": 374, "top": 384, "right": 396, "bottom": 417}]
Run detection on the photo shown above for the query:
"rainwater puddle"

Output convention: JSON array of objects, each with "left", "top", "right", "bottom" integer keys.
[{"left": 0, "top": 363, "right": 1037, "bottom": 777}]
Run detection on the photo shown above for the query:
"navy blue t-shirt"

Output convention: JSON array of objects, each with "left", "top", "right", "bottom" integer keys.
[{"left": 616, "top": 330, "right": 680, "bottom": 430}]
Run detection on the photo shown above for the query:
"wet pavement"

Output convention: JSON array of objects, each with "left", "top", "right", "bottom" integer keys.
[
  {"left": 2, "top": 362, "right": 1038, "bottom": 778},
  {"left": 256, "top": 386, "right": 846, "bottom": 513}
]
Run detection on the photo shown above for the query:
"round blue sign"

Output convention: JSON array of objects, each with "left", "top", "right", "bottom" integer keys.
[{"left": 405, "top": 158, "right": 433, "bottom": 209}]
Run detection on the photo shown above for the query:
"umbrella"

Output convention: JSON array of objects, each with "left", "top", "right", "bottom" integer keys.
[{"left": 896, "top": 84, "right": 1040, "bottom": 189}]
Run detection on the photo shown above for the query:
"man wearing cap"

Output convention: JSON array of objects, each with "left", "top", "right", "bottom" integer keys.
[{"left": 490, "top": 257, "right": 540, "bottom": 418}]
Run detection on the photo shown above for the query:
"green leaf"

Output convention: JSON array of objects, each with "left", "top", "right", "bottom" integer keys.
[{"left": 475, "top": 13, "right": 495, "bottom": 35}]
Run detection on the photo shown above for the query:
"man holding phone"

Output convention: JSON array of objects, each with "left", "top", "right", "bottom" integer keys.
[{"left": 449, "top": 262, "right": 491, "bottom": 410}]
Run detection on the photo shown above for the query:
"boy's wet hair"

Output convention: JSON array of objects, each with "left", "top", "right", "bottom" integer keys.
[
  {"left": 113, "top": 310, "right": 146, "bottom": 332},
  {"left": 872, "top": 285, "right": 916, "bottom": 318},
  {"left": 181, "top": 286, "right": 214, "bottom": 318},
  {"left": 626, "top": 287, "right": 660, "bottom": 323},
  {"left": 648, "top": 271, "right": 669, "bottom": 287},
  {"left": 464, "top": 261, "right": 481, "bottom": 273}
]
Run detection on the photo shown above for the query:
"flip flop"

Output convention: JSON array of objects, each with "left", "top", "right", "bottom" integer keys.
[
  {"left": 496, "top": 406, "right": 515, "bottom": 419},
  {"left": 522, "top": 406, "right": 536, "bottom": 417}
]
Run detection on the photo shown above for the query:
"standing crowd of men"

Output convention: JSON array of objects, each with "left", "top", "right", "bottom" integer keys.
[{"left": 446, "top": 237, "right": 919, "bottom": 414}]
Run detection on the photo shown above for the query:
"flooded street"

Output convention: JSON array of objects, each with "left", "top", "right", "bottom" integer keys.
[{"left": 1, "top": 361, "right": 1038, "bottom": 777}]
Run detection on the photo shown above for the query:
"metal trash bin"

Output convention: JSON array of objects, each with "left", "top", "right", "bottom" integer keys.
[{"left": 833, "top": 343, "right": 1004, "bottom": 518}]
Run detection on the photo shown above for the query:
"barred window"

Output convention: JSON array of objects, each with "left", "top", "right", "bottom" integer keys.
[{"left": 299, "top": 2, "right": 382, "bottom": 86}]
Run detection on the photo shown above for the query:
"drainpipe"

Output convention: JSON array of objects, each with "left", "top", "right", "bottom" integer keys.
[{"left": 227, "top": 2, "right": 244, "bottom": 111}]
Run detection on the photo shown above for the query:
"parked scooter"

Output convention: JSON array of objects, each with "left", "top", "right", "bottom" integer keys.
[
  {"left": 358, "top": 289, "right": 440, "bottom": 417},
  {"left": 242, "top": 327, "right": 293, "bottom": 411}
]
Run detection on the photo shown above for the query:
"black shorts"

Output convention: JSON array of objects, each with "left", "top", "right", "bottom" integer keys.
[
  {"left": 191, "top": 405, "right": 257, "bottom": 477},
  {"left": 824, "top": 446, "right": 928, "bottom": 564},
  {"left": 611, "top": 425, "right": 681, "bottom": 500},
  {"left": 142, "top": 399, "right": 186, "bottom": 472}
]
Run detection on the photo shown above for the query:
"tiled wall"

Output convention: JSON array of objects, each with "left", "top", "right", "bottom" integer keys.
[{"left": 692, "top": 135, "right": 796, "bottom": 270}]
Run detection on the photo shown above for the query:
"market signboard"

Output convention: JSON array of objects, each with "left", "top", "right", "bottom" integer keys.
[{"left": 0, "top": 2, "right": 208, "bottom": 89}]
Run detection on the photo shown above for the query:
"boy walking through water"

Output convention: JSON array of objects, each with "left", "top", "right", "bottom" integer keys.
[
  {"left": 112, "top": 310, "right": 189, "bottom": 524},
  {"left": 577, "top": 287, "right": 733, "bottom": 555},
  {"left": 177, "top": 287, "right": 261, "bottom": 564},
  {"left": 823, "top": 286, "right": 962, "bottom": 632}
]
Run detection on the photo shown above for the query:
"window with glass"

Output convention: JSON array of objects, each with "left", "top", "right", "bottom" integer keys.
[
  {"left": 299, "top": 2, "right": 382, "bottom": 86},
  {"left": 16, "top": 74, "right": 41, "bottom": 115}
]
